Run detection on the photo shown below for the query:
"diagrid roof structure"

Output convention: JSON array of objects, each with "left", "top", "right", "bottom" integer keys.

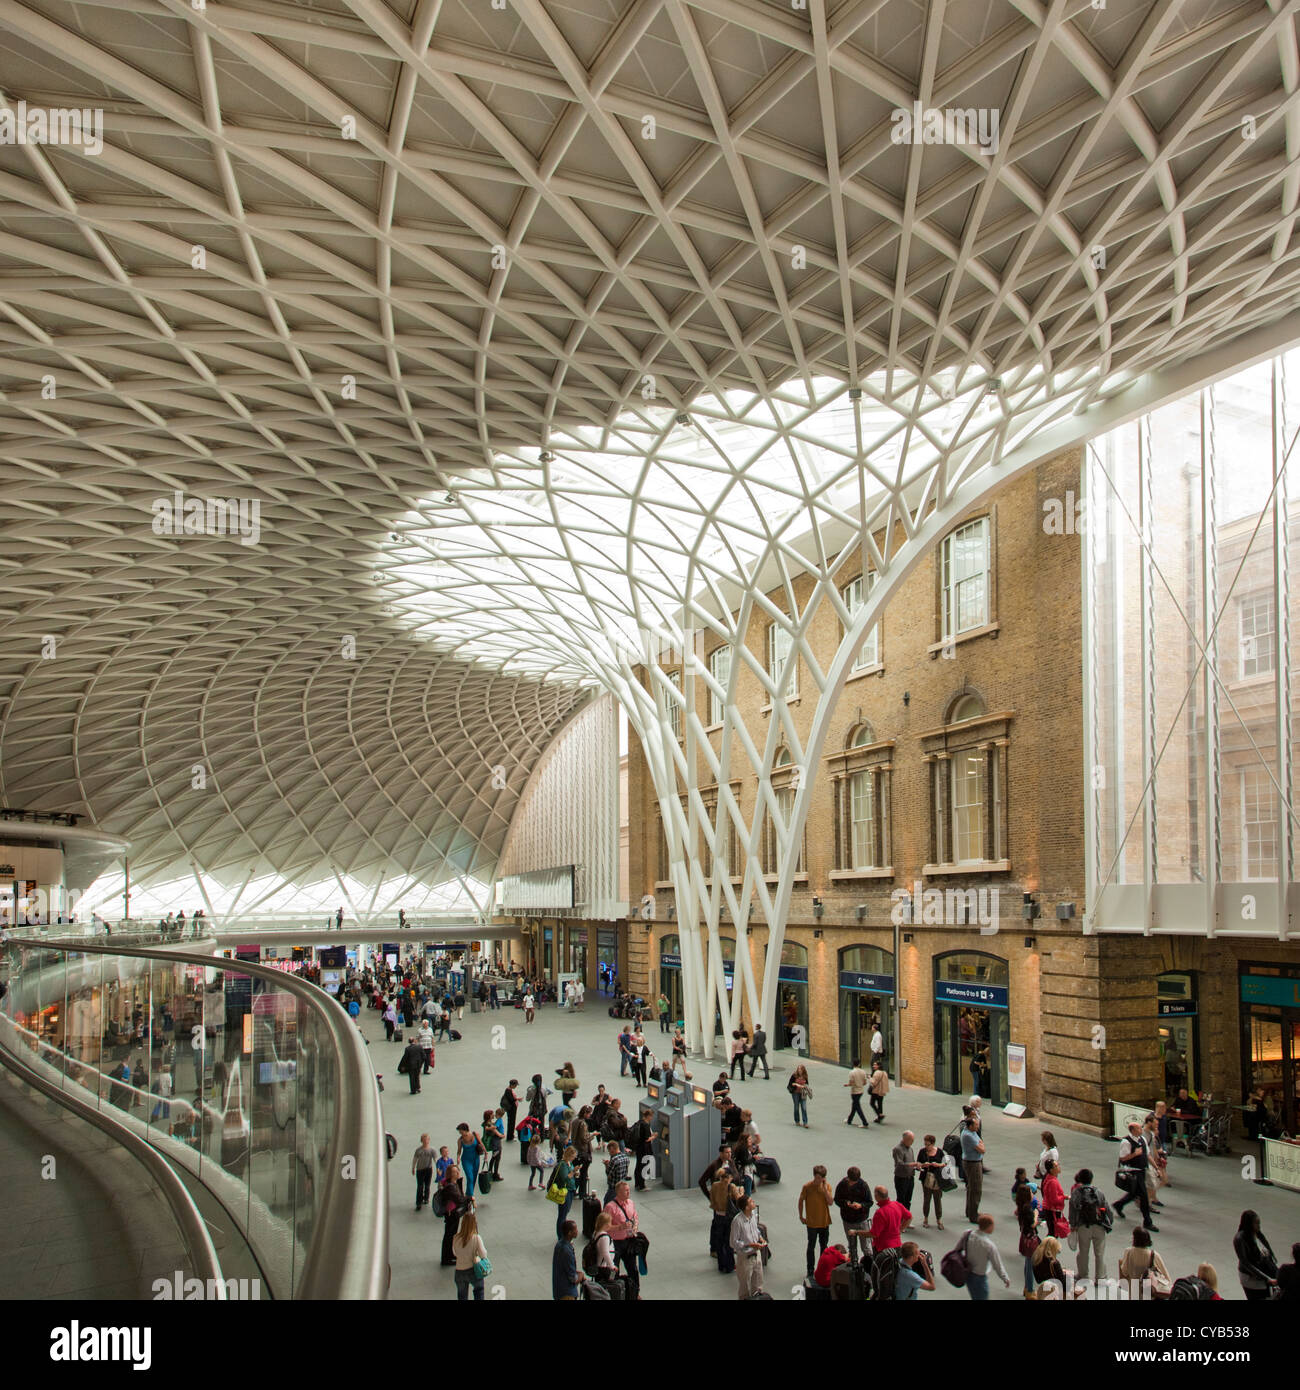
[{"left": 2, "top": 0, "right": 1300, "bottom": 912}]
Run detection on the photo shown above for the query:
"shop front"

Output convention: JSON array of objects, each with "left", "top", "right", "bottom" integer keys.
[
  {"left": 597, "top": 927, "right": 619, "bottom": 994},
  {"left": 1157, "top": 971, "right": 1199, "bottom": 1099},
  {"left": 1240, "top": 964, "right": 1300, "bottom": 1134},
  {"left": 773, "top": 942, "right": 809, "bottom": 1056},
  {"left": 837, "top": 946, "right": 896, "bottom": 1072},
  {"left": 933, "top": 951, "right": 1010, "bottom": 1105},
  {"left": 658, "top": 934, "right": 682, "bottom": 1022}
]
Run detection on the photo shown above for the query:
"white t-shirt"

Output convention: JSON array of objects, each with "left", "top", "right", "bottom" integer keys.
[
  {"left": 871, "top": 1030, "right": 884, "bottom": 1054},
  {"left": 523, "top": 994, "right": 535, "bottom": 1009}
]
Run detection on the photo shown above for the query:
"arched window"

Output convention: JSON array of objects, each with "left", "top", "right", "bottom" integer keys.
[
  {"left": 850, "top": 722, "right": 875, "bottom": 747},
  {"left": 948, "top": 692, "right": 986, "bottom": 724}
]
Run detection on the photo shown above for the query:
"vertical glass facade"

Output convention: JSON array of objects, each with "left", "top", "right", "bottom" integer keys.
[{"left": 1085, "top": 350, "right": 1299, "bottom": 934}]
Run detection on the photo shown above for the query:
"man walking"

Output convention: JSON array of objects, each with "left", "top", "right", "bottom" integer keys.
[
  {"left": 730, "top": 1194, "right": 768, "bottom": 1299},
  {"left": 844, "top": 1059, "right": 870, "bottom": 1127},
  {"left": 657, "top": 992, "right": 671, "bottom": 1034},
  {"left": 892, "top": 1130, "right": 917, "bottom": 1209},
  {"left": 618, "top": 1025, "right": 634, "bottom": 1076},
  {"left": 965, "top": 1214, "right": 1011, "bottom": 1299},
  {"left": 960, "top": 1116, "right": 985, "bottom": 1223},
  {"left": 747, "top": 1023, "right": 770, "bottom": 1080},
  {"left": 1113, "top": 1121, "right": 1158, "bottom": 1231},
  {"left": 870, "top": 1023, "right": 885, "bottom": 1069},
  {"left": 400, "top": 1036, "right": 424, "bottom": 1094}
]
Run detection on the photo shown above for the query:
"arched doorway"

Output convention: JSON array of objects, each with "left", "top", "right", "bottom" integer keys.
[
  {"left": 933, "top": 951, "right": 1010, "bottom": 1104},
  {"left": 837, "top": 945, "right": 896, "bottom": 1072},
  {"left": 657, "top": 934, "right": 681, "bottom": 1024},
  {"left": 774, "top": 941, "right": 809, "bottom": 1056}
]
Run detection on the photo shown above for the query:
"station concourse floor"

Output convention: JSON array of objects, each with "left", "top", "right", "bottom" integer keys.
[{"left": 365, "top": 994, "right": 1299, "bottom": 1301}]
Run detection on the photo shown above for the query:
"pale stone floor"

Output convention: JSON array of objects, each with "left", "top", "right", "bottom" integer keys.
[{"left": 371, "top": 997, "right": 1300, "bottom": 1303}]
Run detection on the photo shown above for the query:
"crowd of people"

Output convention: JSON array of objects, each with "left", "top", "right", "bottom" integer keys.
[{"left": 348, "top": 971, "right": 1300, "bottom": 1303}]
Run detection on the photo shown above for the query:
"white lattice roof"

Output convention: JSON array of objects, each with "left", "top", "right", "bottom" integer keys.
[{"left": 2, "top": 0, "right": 1300, "bottom": 904}]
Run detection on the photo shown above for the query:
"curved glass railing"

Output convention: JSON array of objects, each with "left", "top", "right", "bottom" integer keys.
[{"left": 0, "top": 938, "right": 387, "bottom": 1299}]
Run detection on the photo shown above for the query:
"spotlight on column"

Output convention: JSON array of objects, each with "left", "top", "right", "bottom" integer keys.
[
  {"left": 1024, "top": 936, "right": 1037, "bottom": 949},
  {"left": 668, "top": 905, "right": 675, "bottom": 920},
  {"left": 1055, "top": 902, "right": 1076, "bottom": 920},
  {"left": 813, "top": 929, "right": 823, "bottom": 939},
  {"left": 812, "top": 895, "right": 824, "bottom": 918},
  {"left": 855, "top": 904, "right": 867, "bottom": 921},
  {"left": 539, "top": 451, "right": 554, "bottom": 463},
  {"left": 1022, "top": 892, "right": 1040, "bottom": 920},
  {"left": 902, "top": 932, "right": 913, "bottom": 944}
]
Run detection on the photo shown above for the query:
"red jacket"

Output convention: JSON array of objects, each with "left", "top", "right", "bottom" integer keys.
[
  {"left": 1042, "top": 1174, "right": 1066, "bottom": 1214},
  {"left": 814, "top": 1245, "right": 849, "bottom": 1287}
]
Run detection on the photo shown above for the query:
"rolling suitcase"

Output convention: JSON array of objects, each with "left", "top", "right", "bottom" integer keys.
[
  {"left": 803, "top": 1277, "right": 832, "bottom": 1301},
  {"left": 392, "top": 1027, "right": 403, "bottom": 1043},
  {"left": 582, "top": 1193, "right": 602, "bottom": 1239},
  {"left": 754, "top": 1155, "right": 781, "bottom": 1184},
  {"left": 829, "top": 1261, "right": 869, "bottom": 1301}
]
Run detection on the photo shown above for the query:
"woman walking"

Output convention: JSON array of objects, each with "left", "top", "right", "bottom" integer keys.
[
  {"left": 457, "top": 1121, "right": 485, "bottom": 1197},
  {"left": 728, "top": 1031, "right": 747, "bottom": 1082},
  {"left": 381, "top": 997, "right": 397, "bottom": 1042},
  {"left": 1233, "top": 1209, "right": 1279, "bottom": 1300},
  {"left": 788, "top": 1064, "right": 811, "bottom": 1127},
  {"left": 916, "top": 1134, "right": 945, "bottom": 1231},
  {"left": 452, "top": 1211, "right": 488, "bottom": 1301}
]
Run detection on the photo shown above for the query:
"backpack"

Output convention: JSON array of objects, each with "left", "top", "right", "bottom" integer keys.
[
  {"left": 1076, "top": 1185, "right": 1113, "bottom": 1232},
  {"left": 581, "top": 1239, "right": 598, "bottom": 1276},
  {"left": 871, "top": 1246, "right": 902, "bottom": 1301},
  {"left": 1169, "top": 1276, "right": 1215, "bottom": 1301}
]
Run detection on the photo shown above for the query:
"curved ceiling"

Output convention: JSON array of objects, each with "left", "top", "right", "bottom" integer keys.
[{"left": 2, "top": 0, "right": 1300, "bottom": 906}]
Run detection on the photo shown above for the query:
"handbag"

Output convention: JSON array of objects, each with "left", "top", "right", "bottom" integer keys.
[
  {"left": 1114, "top": 1166, "right": 1139, "bottom": 1194},
  {"left": 1018, "top": 1228, "right": 1041, "bottom": 1257},
  {"left": 939, "top": 1155, "right": 960, "bottom": 1192},
  {"left": 584, "top": 1279, "right": 611, "bottom": 1301},
  {"left": 546, "top": 1182, "right": 569, "bottom": 1204},
  {"left": 940, "top": 1231, "right": 972, "bottom": 1288},
  {"left": 473, "top": 1254, "right": 492, "bottom": 1279}
]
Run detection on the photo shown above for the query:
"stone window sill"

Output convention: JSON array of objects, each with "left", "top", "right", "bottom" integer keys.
[{"left": 921, "top": 859, "right": 1010, "bottom": 876}]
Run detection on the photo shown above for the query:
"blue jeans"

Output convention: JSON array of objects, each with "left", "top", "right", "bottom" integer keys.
[
  {"left": 792, "top": 1094, "right": 808, "bottom": 1124},
  {"left": 455, "top": 1268, "right": 484, "bottom": 1301},
  {"left": 1023, "top": 1253, "right": 1036, "bottom": 1294},
  {"left": 967, "top": 1273, "right": 990, "bottom": 1300},
  {"left": 555, "top": 1192, "right": 574, "bottom": 1236}
]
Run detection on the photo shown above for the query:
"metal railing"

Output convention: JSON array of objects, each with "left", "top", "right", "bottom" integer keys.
[{"left": 0, "top": 937, "right": 388, "bottom": 1299}]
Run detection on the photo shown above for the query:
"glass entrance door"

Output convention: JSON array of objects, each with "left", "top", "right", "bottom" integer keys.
[{"left": 936, "top": 1004, "right": 1009, "bottom": 1105}]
